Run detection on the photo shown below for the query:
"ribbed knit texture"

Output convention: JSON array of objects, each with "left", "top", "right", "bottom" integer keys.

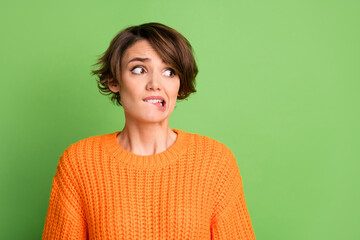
[{"left": 42, "top": 129, "right": 255, "bottom": 239}]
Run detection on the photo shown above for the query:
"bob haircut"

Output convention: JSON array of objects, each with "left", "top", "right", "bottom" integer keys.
[{"left": 91, "top": 22, "right": 198, "bottom": 106}]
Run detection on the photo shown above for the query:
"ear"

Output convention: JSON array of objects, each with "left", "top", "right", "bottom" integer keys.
[{"left": 107, "top": 78, "right": 120, "bottom": 93}]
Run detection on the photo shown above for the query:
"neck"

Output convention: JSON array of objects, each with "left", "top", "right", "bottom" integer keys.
[{"left": 117, "top": 115, "right": 177, "bottom": 156}]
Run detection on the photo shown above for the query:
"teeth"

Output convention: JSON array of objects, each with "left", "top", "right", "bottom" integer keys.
[{"left": 144, "top": 99, "right": 163, "bottom": 103}]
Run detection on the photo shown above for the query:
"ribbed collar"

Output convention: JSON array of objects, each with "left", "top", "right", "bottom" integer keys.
[{"left": 102, "top": 129, "right": 190, "bottom": 169}]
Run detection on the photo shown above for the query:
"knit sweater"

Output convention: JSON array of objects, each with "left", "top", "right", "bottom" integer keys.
[{"left": 42, "top": 129, "right": 255, "bottom": 239}]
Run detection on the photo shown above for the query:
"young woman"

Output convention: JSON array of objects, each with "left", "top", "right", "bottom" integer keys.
[{"left": 42, "top": 22, "right": 255, "bottom": 239}]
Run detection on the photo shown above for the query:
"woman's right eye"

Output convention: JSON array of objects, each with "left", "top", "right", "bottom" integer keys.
[{"left": 131, "top": 66, "right": 146, "bottom": 75}]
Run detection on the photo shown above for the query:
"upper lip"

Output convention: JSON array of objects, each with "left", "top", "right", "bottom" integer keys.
[{"left": 143, "top": 96, "right": 166, "bottom": 102}]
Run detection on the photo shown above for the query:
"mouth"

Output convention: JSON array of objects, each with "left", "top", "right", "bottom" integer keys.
[
  {"left": 143, "top": 99, "right": 165, "bottom": 106},
  {"left": 143, "top": 99, "right": 166, "bottom": 111}
]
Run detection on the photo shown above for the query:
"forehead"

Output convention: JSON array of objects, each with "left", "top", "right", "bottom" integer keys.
[{"left": 122, "top": 40, "right": 161, "bottom": 62}]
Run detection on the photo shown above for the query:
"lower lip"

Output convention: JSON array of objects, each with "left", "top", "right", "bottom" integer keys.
[{"left": 144, "top": 101, "right": 166, "bottom": 111}]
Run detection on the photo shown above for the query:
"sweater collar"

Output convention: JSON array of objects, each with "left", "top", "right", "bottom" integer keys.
[{"left": 103, "top": 129, "right": 190, "bottom": 168}]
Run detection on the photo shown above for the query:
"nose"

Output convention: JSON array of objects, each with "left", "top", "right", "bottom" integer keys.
[{"left": 146, "top": 71, "right": 161, "bottom": 91}]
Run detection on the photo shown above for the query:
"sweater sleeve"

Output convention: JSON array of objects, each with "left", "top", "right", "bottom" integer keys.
[
  {"left": 42, "top": 149, "right": 87, "bottom": 240},
  {"left": 210, "top": 146, "right": 255, "bottom": 239}
]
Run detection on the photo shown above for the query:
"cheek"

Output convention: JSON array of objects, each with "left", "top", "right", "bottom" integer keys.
[
  {"left": 172, "top": 78, "right": 181, "bottom": 95},
  {"left": 119, "top": 91, "right": 134, "bottom": 108},
  {"left": 168, "top": 81, "right": 180, "bottom": 106},
  {"left": 119, "top": 82, "right": 138, "bottom": 101}
]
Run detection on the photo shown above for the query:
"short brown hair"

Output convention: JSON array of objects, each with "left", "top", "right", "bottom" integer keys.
[{"left": 91, "top": 22, "right": 198, "bottom": 106}]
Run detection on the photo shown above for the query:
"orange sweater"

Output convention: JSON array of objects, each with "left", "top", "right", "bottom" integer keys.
[{"left": 42, "top": 129, "right": 255, "bottom": 239}]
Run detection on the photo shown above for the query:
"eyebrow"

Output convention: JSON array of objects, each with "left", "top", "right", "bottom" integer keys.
[{"left": 127, "top": 57, "right": 165, "bottom": 66}]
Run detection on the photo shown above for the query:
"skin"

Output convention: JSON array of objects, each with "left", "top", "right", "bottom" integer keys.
[{"left": 108, "top": 40, "right": 180, "bottom": 156}]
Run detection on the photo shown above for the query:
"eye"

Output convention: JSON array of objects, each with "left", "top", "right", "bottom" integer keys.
[
  {"left": 131, "top": 66, "right": 146, "bottom": 75},
  {"left": 164, "top": 68, "right": 176, "bottom": 77}
]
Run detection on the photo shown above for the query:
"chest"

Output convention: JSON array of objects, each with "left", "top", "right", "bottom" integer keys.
[{"left": 79, "top": 165, "right": 215, "bottom": 239}]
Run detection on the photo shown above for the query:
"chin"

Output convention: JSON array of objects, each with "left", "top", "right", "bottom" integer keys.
[
  {"left": 142, "top": 114, "right": 170, "bottom": 123},
  {"left": 124, "top": 111, "right": 168, "bottom": 123}
]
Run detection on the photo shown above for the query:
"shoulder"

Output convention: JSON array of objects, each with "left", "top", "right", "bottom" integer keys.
[
  {"left": 182, "top": 130, "right": 239, "bottom": 171},
  {"left": 53, "top": 132, "right": 116, "bottom": 180},
  {"left": 179, "top": 129, "right": 233, "bottom": 156},
  {"left": 63, "top": 131, "right": 112, "bottom": 153},
  {"left": 57, "top": 131, "right": 115, "bottom": 166}
]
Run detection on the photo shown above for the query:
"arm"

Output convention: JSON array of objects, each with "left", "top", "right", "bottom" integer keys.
[
  {"left": 42, "top": 149, "right": 87, "bottom": 240},
  {"left": 211, "top": 146, "right": 255, "bottom": 239}
]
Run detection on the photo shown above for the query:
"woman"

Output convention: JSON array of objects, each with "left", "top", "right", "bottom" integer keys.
[{"left": 42, "top": 22, "right": 255, "bottom": 239}]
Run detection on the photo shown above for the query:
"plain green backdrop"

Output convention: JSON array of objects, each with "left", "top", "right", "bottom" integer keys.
[{"left": 1, "top": 0, "right": 359, "bottom": 239}]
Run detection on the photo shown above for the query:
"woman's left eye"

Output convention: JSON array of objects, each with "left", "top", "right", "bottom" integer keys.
[{"left": 164, "top": 69, "right": 176, "bottom": 77}]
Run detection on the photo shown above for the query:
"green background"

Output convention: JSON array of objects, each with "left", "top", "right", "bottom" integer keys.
[{"left": 1, "top": 0, "right": 359, "bottom": 239}]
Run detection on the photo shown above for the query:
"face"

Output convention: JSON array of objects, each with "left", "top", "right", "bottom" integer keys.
[{"left": 108, "top": 40, "right": 180, "bottom": 123}]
